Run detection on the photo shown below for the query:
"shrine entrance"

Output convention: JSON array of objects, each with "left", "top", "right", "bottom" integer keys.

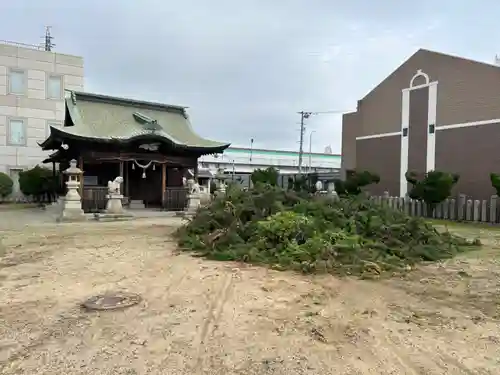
[{"left": 127, "top": 160, "right": 162, "bottom": 208}]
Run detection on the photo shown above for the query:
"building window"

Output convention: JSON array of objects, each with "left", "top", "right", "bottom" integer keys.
[
  {"left": 428, "top": 124, "right": 435, "bottom": 134},
  {"left": 7, "top": 119, "right": 26, "bottom": 146},
  {"left": 402, "top": 127, "right": 408, "bottom": 137},
  {"left": 8, "top": 69, "right": 26, "bottom": 95},
  {"left": 47, "top": 75, "right": 63, "bottom": 99}
]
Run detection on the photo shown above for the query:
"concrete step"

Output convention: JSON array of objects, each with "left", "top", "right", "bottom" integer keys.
[{"left": 129, "top": 200, "right": 145, "bottom": 209}]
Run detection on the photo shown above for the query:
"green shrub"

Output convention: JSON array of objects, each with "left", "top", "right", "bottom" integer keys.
[
  {"left": 490, "top": 173, "right": 500, "bottom": 196},
  {"left": 176, "top": 184, "right": 479, "bottom": 277},
  {"left": 334, "top": 170, "right": 380, "bottom": 196},
  {"left": 251, "top": 167, "right": 278, "bottom": 186},
  {"left": 290, "top": 175, "right": 309, "bottom": 192},
  {"left": 19, "top": 166, "right": 58, "bottom": 203},
  {"left": 406, "top": 171, "right": 459, "bottom": 214},
  {"left": 284, "top": 174, "right": 317, "bottom": 193},
  {"left": 0, "top": 172, "right": 13, "bottom": 200}
]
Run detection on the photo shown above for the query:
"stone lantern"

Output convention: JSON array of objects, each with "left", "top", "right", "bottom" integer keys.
[
  {"left": 183, "top": 176, "right": 202, "bottom": 218},
  {"left": 214, "top": 169, "right": 227, "bottom": 197},
  {"left": 186, "top": 177, "right": 195, "bottom": 192},
  {"left": 58, "top": 159, "right": 86, "bottom": 222},
  {"left": 327, "top": 181, "right": 339, "bottom": 200}
]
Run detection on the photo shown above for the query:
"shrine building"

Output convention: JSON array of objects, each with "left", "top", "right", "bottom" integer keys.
[{"left": 40, "top": 90, "right": 230, "bottom": 211}]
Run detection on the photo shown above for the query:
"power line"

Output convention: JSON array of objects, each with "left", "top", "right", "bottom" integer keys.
[{"left": 297, "top": 109, "right": 352, "bottom": 174}]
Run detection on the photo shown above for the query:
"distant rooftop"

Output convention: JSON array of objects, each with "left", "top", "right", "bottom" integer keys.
[
  {"left": 226, "top": 146, "right": 341, "bottom": 159},
  {"left": 0, "top": 39, "right": 44, "bottom": 51}
]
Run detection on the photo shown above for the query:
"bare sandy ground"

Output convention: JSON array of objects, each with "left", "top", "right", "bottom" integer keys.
[{"left": 0, "top": 217, "right": 499, "bottom": 374}]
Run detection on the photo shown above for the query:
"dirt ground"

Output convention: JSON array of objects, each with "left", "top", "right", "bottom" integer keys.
[{"left": 0, "top": 217, "right": 499, "bottom": 374}]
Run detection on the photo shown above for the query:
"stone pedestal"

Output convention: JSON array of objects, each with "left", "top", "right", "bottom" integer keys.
[
  {"left": 328, "top": 182, "right": 339, "bottom": 200},
  {"left": 59, "top": 186, "right": 86, "bottom": 221},
  {"left": 199, "top": 190, "right": 212, "bottom": 206},
  {"left": 58, "top": 160, "right": 86, "bottom": 222},
  {"left": 106, "top": 193, "right": 125, "bottom": 214},
  {"left": 215, "top": 182, "right": 226, "bottom": 198},
  {"left": 183, "top": 192, "right": 201, "bottom": 218},
  {"left": 330, "top": 189, "right": 339, "bottom": 200},
  {"left": 95, "top": 193, "right": 133, "bottom": 221}
]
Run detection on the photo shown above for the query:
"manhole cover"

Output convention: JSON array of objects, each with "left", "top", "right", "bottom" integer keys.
[{"left": 82, "top": 292, "right": 142, "bottom": 311}]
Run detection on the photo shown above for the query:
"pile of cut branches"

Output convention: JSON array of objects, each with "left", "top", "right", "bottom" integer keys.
[{"left": 175, "top": 185, "right": 480, "bottom": 277}]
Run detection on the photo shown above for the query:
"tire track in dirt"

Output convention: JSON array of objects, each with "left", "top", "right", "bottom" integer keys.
[
  {"left": 191, "top": 270, "right": 236, "bottom": 374},
  {"left": 307, "top": 278, "right": 426, "bottom": 373},
  {"left": 369, "top": 332, "right": 429, "bottom": 374}
]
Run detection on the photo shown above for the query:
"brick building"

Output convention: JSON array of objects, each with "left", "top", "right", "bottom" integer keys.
[{"left": 341, "top": 49, "right": 500, "bottom": 200}]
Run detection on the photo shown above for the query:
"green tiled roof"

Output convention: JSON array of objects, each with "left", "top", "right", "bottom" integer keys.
[{"left": 42, "top": 91, "right": 230, "bottom": 151}]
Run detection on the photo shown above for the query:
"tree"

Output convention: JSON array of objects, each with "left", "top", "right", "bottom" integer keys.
[
  {"left": 251, "top": 167, "right": 279, "bottom": 187},
  {"left": 334, "top": 170, "right": 380, "bottom": 196},
  {"left": 0, "top": 172, "right": 13, "bottom": 201},
  {"left": 490, "top": 173, "right": 500, "bottom": 196},
  {"left": 405, "top": 170, "right": 459, "bottom": 214},
  {"left": 19, "top": 166, "right": 58, "bottom": 203},
  {"left": 290, "top": 175, "right": 305, "bottom": 192}
]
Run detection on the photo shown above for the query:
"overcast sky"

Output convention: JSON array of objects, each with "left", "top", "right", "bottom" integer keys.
[{"left": 2, "top": 1, "right": 498, "bottom": 153}]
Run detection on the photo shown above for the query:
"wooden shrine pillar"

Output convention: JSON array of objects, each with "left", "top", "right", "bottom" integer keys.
[
  {"left": 161, "top": 163, "right": 167, "bottom": 208},
  {"left": 78, "top": 156, "right": 84, "bottom": 197},
  {"left": 125, "top": 161, "right": 130, "bottom": 197},
  {"left": 119, "top": 160, "right": 124, "bottom": 194},
  {"left": 59, "top": 162, "right": 65, "bottom": 193}
]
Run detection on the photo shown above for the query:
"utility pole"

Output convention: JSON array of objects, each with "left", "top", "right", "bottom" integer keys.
[
  {"left": 298, "top": 111, "right": 312, "bottom": 174},
  {"left": 43, "top": 26, "right": 55, "bottom": 52},
  {"left": 249, "top": 138, "right": 254, "bottom": 162},
  {"left": 297, "top": 109, "right": 353, "bottom": 174}
]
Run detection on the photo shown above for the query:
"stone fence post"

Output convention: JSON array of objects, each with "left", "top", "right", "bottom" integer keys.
[{"left": 490, "top": 195, "right": 498, "bottom": 223}]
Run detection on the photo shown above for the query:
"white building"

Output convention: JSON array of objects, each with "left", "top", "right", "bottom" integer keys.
[
  {"left": 0, "top": 41, "right": 84, "bottom": 195},
  {"left": 199, "top": 146, "right": 341, "bottom": 174}
]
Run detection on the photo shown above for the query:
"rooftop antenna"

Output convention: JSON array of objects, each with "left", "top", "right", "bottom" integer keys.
[{"left": 43, "top": 26, "right": 55, "bottom": 52}]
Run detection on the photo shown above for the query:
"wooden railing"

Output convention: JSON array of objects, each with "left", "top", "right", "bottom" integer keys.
[
  {"left": 82, "top": 187, "right": 107, "bottom": 213},
  {"left": 163, "top": 187, "right": 189, "bottom": 211},
  {"left": 82, "top": 186, "right": 190, "bottom": 213}
]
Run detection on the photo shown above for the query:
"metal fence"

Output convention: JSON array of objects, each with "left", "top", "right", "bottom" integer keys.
[
  {"left": 372, "top": 192, "right": 500, "bottom": 223},
  {"left": 163, "top": 187, "right": 189, "bottom": 211}
]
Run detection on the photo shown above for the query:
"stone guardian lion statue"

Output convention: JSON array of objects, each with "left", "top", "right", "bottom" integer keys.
[{"left": 107, "top": 176, "right": 124, "bottom": 195}]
